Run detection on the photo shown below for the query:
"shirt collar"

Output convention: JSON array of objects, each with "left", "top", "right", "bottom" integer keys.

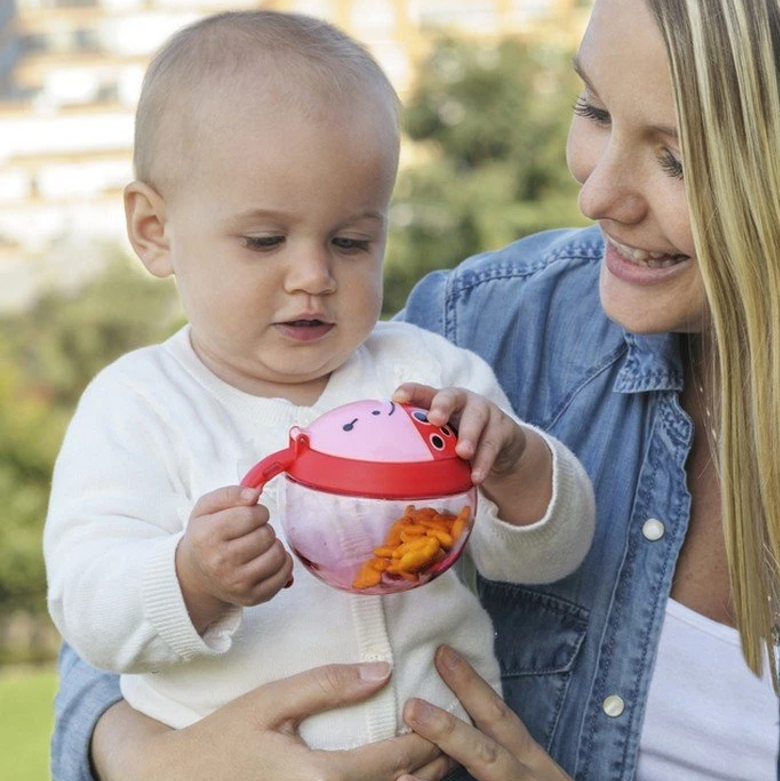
[{"left": 613, "top": 331, "right": 684, "bottom": 394}]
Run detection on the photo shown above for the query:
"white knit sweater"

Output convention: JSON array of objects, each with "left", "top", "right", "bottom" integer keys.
[{"left": 45, "top": 321, "right": 594, "bottom": 750}]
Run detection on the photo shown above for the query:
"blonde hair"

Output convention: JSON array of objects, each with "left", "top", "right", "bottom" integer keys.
[
  {"left": 134, "top": 10, "right": 401, "bottom": 193},
  {"left": 646, "top": 0, "right": 780, "bottom": 684}
]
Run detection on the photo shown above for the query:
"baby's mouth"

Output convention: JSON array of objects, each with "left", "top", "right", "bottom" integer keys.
[{"left": 275, "top": 318, "right": 334, "bottom": 341}]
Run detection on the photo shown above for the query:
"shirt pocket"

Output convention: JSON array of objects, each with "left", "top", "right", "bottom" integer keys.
[{"left": 476, "top": 577, "right": 589, "bottom": 752}]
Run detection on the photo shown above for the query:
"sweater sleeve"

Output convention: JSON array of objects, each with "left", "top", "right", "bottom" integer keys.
[
  {"left": 44, "top": 372, "right": 240, "bottom": 674},
  {"left": 468, "top": 426, "right": 595, "bottom": 583},
  {"left": 415, "top": 328, "right": 595, "bottom": 584}
]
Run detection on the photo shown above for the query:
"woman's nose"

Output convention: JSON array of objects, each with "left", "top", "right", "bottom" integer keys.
[{"left": 570, "top": 138, "right": 647, "bottom": 226}]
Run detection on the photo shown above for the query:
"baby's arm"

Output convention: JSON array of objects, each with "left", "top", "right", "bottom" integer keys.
[
  {"left": 392, "top": 383, "right": 553, "bottom": 525},
  {"left": 44, "top": 376, "right": 260, "bottom": 673},
  {"left": 394, "top": 381, "right": 594, "bottom": 584}
]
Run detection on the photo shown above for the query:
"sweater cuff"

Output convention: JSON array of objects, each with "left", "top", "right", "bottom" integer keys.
[
  {"left": 141, "top": 533, "right": 241, "bottom": 660},
  {"left": 468, "top": 427, "right": 594, "bottom": 584}
]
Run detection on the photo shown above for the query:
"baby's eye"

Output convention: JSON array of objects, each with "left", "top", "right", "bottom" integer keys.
[
  {"left": 332, "top": 237, "right": 370, "bottom": 253},
  {"left": 244, "top": 235, "right": 284, "bottom": 250},
  {"left": 573, "top": 96, "right": 611, "bottom": 126}
]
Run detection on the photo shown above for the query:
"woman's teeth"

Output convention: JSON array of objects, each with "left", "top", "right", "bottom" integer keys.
[{"left": 610, "top": 237, "right": 687, "bottom": 268}]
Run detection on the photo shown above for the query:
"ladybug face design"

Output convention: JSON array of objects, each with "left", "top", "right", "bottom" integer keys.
[
  {"left": 298, "top": 400, "right": 459, "bottom": 463},
  {"left": 405, "top": 407, "right": 458, "bottom": 458}
]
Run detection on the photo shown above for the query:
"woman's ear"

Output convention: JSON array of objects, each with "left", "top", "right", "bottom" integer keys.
[{"left": 124, "top": 181, "right": 174, "bottom": 278}]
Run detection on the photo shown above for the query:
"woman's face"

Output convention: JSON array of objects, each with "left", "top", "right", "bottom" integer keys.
[{"left": 566, "top": 0, "right": 707, "bottom": 335}]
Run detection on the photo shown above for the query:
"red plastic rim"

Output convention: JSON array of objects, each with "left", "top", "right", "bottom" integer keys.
[{"left": 242, "top": 432, "right": 473, "bottom": 498}]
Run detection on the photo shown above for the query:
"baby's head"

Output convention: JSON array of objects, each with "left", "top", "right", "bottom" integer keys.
[
  {"left": 132, "top": 10, "right": 401, "bottom": 198},
  {"left": 125, "top": 11, "right": 401, "bottom": 404}
]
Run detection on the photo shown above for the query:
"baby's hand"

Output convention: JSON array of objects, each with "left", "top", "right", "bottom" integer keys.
[
  {"left": 392, "top": 383, "right": 526, "bottom": 485},
  {"left": 176, "top": 486, "right": 294, "bottom": 633}
]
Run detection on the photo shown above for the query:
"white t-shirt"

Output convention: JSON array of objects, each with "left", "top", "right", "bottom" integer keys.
[
  {"left": 45, "top": 321, "right": 595, "bottom": 750},
  {"left": 637, "top": 598, "right": 778, "bottom": 780}
]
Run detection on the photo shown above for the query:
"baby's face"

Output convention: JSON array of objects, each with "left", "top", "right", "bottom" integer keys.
[{"left": 160, "top": 82, "right": 399, "bottom": 403}]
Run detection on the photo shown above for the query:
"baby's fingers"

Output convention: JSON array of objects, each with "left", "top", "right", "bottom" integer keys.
[
  {"left": 393, "top": 384, "right": 468, "bottom": 429},
  {"left": 231, "top": 544, "right": 294, "bottom": 605},
  {"left": 447, "top": 395, "right": 493, "bottom": 462},
  {"left": 470, "top": 415, "right": 525, "bottom": 484},
  {"left": 191, "top": 485, "right": 260, "bottom": 519},
  {"left": 392, "top": 382, "right": 439, "bottom": 410}
]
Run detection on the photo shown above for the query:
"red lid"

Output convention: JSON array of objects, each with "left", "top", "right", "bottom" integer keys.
[{"left": 241, "top": 400, "right": 473, "bottom": 499}]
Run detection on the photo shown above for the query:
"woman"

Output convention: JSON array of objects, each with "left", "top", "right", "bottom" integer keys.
[{"left": 52, "top": 0, "right": 779, "bottom": 779}]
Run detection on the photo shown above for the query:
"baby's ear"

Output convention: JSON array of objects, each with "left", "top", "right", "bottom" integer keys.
[{"left": 124, "top": 181, "right": 173, "bottom": 278}]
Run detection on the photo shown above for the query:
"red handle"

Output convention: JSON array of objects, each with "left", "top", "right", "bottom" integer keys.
[
  {"left": 239, "top": 432, "right": 310, "bottom": 491},
  {"left": 240, "top": 448, "right": 295, "bottom": 490}
]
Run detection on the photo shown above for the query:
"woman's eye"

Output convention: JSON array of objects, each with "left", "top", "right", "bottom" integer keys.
[
  {"left": 658, "top": 149, "right": 684, "bottom": 180},
  {"left": 244, "top": 236, "right": 284, "bottom": 250},
  {"left": 332, "top": 237, "right": 370, "bottom": 252},
  {"left": 573, "top": 96, "right": 611, "bottom": 125}
]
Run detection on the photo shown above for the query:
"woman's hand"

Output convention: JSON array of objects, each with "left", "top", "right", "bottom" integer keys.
[
  {"left": 399, "top": 646, "right": 573, "bottom": 781},
  {"left": 92, "top": 661, "right": 441, "bottom": 781}
]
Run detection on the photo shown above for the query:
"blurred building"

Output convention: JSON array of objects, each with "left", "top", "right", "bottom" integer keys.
[{"left": 0, "top": 0, "right": 589, "bottom": 308}]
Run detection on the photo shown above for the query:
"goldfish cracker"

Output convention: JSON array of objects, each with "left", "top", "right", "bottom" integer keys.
[
  {"left": 395, "top": 537, "right": 441, "bottom": 573},
  {"left": 351, "top": 504, "right": 472, "bottom": 589},
  {"left": 352, "top": 561, "right": 383, "bottom": 589},
  {"left": 392, "top": 536, "right": 433, "bottom": 559},
  {"left": 450, "top": 506, "right": 470, "bottom": 542},
  {"left": 425, "top": 528, "right": 454, "bottom": 548}
]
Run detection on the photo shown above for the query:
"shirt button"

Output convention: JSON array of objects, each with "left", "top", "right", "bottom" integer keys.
[
  {"left": 603, "top": 694, "right": 625, "bottom": 718},
  {"left": 642, "top": 518, "right": 665, "bottom": 541}
]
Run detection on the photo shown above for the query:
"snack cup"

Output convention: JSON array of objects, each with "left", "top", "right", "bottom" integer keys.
[{"left": 241, "top": 399, "right": 476, "bottom": 595}]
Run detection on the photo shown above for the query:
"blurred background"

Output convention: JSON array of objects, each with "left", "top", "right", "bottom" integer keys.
[{"left": 0, "top": 0, "right": 591, "bottom": 777}]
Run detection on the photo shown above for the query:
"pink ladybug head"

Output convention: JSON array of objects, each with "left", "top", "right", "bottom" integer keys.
[
  {"left": 300, "top": 400, "right": 458, "bottom": 462},
  {"left": 241, "top": 399, "right": 471, "bottom": 498}
]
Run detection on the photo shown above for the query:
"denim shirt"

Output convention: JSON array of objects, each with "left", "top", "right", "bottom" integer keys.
[{"left": 400, "top": 224, "right": 701, "bottom": 780}]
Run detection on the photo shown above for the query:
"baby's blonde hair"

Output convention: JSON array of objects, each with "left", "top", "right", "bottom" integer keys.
[
  {"left": 647, "top": 0, "right": 780, "bottom": 686},
  {"left": 134, "top": 10, "right": 401, "bottom": 194}
]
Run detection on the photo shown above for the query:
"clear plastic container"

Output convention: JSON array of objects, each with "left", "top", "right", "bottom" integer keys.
[
  {"left": 280, "top": 479, "right": 475, "bottom": 594},
  {"left": 241, "top": 399, "right": 476, "bottom": 595}
]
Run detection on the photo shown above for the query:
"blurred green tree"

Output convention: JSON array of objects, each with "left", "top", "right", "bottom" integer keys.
[
  {"left": 0, "top": 252, "right": 180, "bottom": 617},
  {"left": 383, "top": 36, "right": 591, "bottom": 315}
]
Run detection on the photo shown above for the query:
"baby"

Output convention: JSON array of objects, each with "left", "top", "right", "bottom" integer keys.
[{"left": 44, "top": 10, "right": 594, "bottom": 751}]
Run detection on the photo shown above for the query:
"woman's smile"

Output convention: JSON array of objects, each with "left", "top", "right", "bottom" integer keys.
[
  {"left": 603, "top": 232, "right": 692, "bottom": 287},
  {"left": 607, "top": 234, "right": 688, "bottom": 267}
]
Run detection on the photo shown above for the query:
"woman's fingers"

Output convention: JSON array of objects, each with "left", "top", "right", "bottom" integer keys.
[
  {"left": 394, "top": 751, "right": 455, "bottom": 781},
  {"left": 246, "top": 661, "right": 393, "bottom": 730},
  {"left": 402, "top": 646, "right": 573, "bottom": 781},
  {"left": 323, "top": 731, "right": 442, "bottom": 781},
  {"left": 432, "top": 645, "right": 536, "bottom": 758},
  {"left": 434, "top": 645, "right": 571, "bottom": 779},
  {"left": 403, "top": 697, "right": 530, "bottom": 781},
  {"left": 249, "top": 662, "right": 442, "bottom": 779}
]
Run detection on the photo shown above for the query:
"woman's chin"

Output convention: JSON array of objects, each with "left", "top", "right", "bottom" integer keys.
[{"left": 599, "top": 262, "right": 706, "bottom": 335}]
